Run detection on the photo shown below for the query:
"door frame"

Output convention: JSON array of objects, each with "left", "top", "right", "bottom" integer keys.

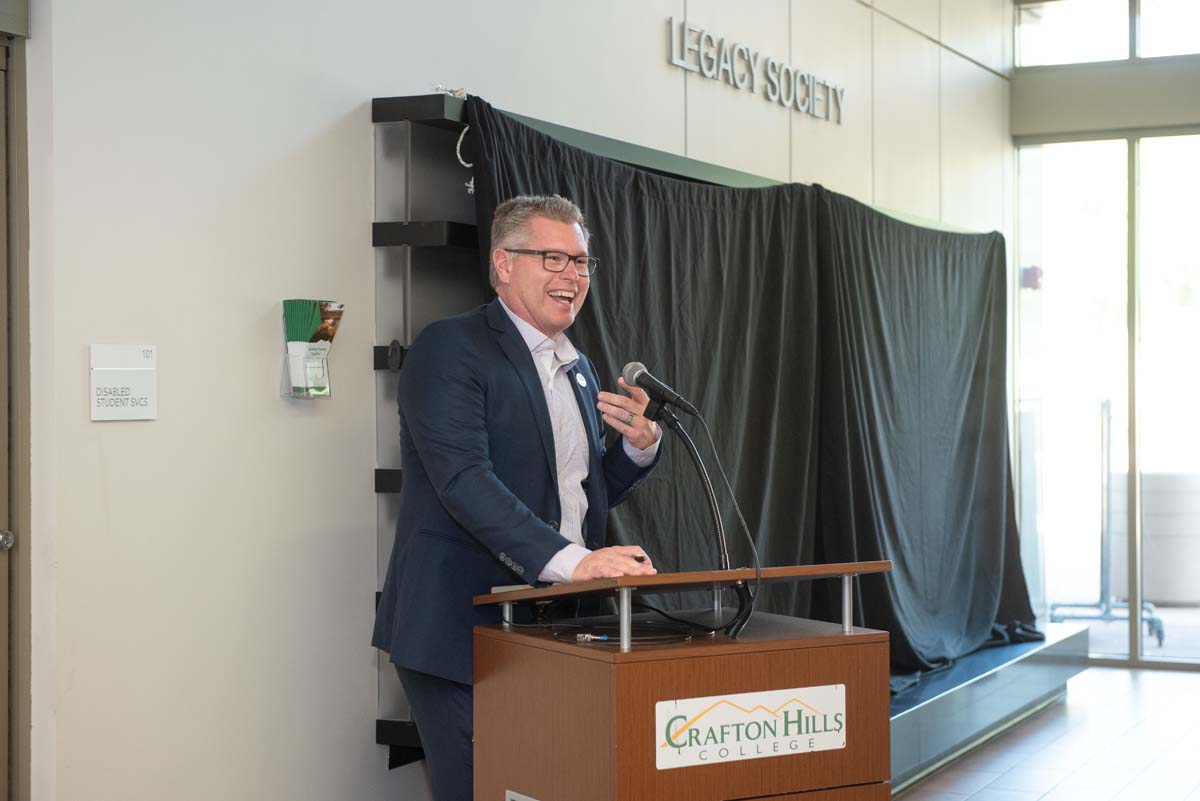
[
  {"left": 0, "top": 42, "right": 10, "bottom": 801},
  {"left": 5, "top": 34, "right": 32, "bottom": 801}
]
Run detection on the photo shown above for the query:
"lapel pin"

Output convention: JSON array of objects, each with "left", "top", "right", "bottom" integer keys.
[{"left": 576, "top": 373, "right": 587, "bottom": 389}]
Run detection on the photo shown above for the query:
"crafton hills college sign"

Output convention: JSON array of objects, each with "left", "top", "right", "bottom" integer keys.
[{"left": 666, "top": 16, "right": 846, "bottom": 125}]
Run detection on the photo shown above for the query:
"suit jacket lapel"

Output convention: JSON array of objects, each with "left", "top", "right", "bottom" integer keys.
[{"left": 487, "top": 300, "right": 558, "bottom": 488}]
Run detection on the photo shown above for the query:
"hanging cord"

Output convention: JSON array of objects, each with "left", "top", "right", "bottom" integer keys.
[
  {"left": 432, "top": 84, "right": 472, "bottom": 166},
  {"left": 696, "top": 415, "right": 763, "bottom": 624},
  {"left": 458, "top": 128, "right": 474, "bottom": 195},
  {"left": 455, "top": 125, "right": 473, "bottom": 169},
  {"left": 432, "top": 85, "right": 474, "bottom": 192}
]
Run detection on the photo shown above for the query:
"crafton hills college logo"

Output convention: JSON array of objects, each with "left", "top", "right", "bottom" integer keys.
[{"left": 655, "top": 684, "right": 847, "bottom": 770}]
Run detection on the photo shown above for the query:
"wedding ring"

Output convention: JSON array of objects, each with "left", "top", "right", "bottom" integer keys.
[{"left": 624, "top": 412, "right": 635, "bottom": 426}]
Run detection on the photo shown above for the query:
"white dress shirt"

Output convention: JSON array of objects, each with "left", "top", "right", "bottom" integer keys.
[{"left": 498, "top": 299, "right": 660, "bottom": 583}]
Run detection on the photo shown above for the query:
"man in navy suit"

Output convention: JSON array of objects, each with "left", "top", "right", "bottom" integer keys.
[{"left": 372, "top": 194, "right": 662, "bottom": 801}]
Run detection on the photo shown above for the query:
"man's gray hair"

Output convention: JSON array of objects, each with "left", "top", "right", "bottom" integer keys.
[{"left": 489, "top": 194, "right": 591, "bottom": 287}]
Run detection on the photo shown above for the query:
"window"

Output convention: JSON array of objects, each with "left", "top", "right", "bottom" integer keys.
[
  {"left": 1017, "top": 0, "right": 1200, "bottom": 65},
  {"left": 1140, "top": 0, "right": 1200, "bottom": 58},
  {"left": 1017, "top": 0, "right": 1129, "bottom": 67}
]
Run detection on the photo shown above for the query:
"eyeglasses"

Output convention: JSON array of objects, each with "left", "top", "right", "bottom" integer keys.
[{"left": 504, "top": 248, "right": 599, "bottom": 277}]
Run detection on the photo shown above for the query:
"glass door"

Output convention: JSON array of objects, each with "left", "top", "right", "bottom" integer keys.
[
  {"left": 1017, "top": 139, "right": 1130, "bottom": 657},
  {"left": 1137, "top": 133, "right": 1200, "bottom": 662}
]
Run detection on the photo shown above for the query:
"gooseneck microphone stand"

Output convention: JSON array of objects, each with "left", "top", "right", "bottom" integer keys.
[{"left": 653, "top": 404, "right": 755, "bottom": 638}]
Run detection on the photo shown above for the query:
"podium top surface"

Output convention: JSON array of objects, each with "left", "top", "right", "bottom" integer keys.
[
  {"left": 474, "top": 611, "right": 889, "bottom": 664},
  {"left": 473, "top": 560, "right": 891, "bottom": 606}
]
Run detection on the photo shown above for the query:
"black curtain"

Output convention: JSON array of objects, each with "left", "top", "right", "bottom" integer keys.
[
  {"left": 466, "top": 97, "right": 1033, "bottom": 672},
  {"left": 812, "top": 192, "right": 1033, "bottom": 670}
]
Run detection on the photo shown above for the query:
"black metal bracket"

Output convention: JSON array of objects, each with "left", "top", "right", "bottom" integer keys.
[
  {"left": 373, "top": 221, "right": 478, "bottom": 249},
  {"left": 375, "top": 469, "right": 403, "bottom": 494},
  {"left": 376, "top": 718, "right": 424, "bottom": 769},
  {"left": 374, "top": 341, "right": 407, "bottom": 372}
]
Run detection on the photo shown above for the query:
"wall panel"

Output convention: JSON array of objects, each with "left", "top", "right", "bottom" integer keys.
[
  {"left": 791, "top": 0, "right": 874, "bottom": 202},
  {"left": 942, "top": 0, "right": 1005, "bottom": 74},
  {"left": 874, "top": 0, "right": 939, "bottom": 40},
  {"left": 941, "top": 50, "right": 1006, "bottom": 232},
  {"left": 686, "top": 0, "right": 791, "bottom": 181},
  {"left": 872, "top": 13, "right": 941, "bottom": 220},
  {"left": 1001, "top": 0, "right": 1014, "bottom": 74}
]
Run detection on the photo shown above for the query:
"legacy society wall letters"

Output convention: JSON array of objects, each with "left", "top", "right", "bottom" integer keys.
[{"left": 666, "top": 16, "right": 847, "bottom": 124}]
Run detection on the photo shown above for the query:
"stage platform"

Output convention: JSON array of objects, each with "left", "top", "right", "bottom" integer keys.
[{"left": 889, "top": 622, "right": 1089, "bottom": 790}]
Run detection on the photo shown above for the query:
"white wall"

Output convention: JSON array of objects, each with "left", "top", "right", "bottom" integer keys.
[{"left": 24, "top": 1, "right": 1014, "bottom": 799}]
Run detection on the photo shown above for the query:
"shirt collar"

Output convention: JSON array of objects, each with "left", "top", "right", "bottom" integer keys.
[{"left": 498, "top": 297, "right": 579, "bottom": 367}]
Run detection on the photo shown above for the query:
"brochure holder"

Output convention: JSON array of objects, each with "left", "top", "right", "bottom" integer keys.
[{"left": 281, "top": 299, "right": 343, "bottom": 399}]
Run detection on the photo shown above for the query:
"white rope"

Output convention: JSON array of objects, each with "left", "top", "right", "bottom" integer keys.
[
  {"left": 455, "top": 125, "right": 473, "bottom": 168},
  {"left": 433, "top": 85, "right": 473, "bottom": 192}
]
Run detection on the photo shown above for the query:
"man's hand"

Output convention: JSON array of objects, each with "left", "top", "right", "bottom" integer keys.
[
  {"left": 570, "top": 545, "right": 657, "bottom": 581},
  {"left": 598, "top": 377, "right": 658, "bottom": 450}
]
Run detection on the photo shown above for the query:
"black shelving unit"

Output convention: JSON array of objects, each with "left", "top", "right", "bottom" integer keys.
[
  {"left": 368, "top": 94, "right": 773, "bottom": 775},
  {"left": 372, "top": 94, "right": 492, "bottom": 773}
]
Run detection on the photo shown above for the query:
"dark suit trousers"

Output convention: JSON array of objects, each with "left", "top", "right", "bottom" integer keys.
[{"left": 395, "top": 666, "right": 473, "bottom": 801}]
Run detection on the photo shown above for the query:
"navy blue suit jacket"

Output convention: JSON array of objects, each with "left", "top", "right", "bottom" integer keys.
[{"left": 372, "top": 299, "right": 658, "bottom": 685}]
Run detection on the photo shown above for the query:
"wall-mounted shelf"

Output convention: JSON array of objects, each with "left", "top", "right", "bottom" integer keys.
[
  {"left": 376, "top": 718, "right": 425, "bottom": 769},
  {"left": 375, "top": 469, "right": 403, "bottom": 494},
  {"left": 373, "top": 221, "right": 479, "bottom": 249},
  {"left": 372, "top": 94, "right": 465, "bottom": 129}
]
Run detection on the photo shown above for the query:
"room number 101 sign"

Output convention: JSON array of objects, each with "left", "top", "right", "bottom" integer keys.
[{"left": 90, "top": 344, "right": 157, "bottom": 421}]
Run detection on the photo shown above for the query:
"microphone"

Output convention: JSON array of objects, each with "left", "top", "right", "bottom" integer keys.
[
  {"left": 622, "top": 362, "right": 699, "bottom": 416},
  {"left": 621, "top": 360, "right": 756, "bottom": 637}
]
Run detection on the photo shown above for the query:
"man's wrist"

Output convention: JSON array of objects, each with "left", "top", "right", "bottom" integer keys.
[
  {"left": 537, "top": 542, "right": 592, "bottom": 583},
  {"left": 623, "top": 422, "right": 662, "bottom": 466}
]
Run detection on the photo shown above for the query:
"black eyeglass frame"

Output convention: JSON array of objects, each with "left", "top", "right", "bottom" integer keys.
[{"left": 503, "top": 248, "right": 599, "bottom": 277}]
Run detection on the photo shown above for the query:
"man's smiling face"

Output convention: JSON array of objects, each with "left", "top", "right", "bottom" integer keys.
[{"left": 493, "top": 215, "right": 591, "bottom": 339}]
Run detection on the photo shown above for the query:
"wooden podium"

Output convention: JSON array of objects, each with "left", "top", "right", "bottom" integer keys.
[{"left": 472, "top": 562, "right": 892, "bottom": 801}]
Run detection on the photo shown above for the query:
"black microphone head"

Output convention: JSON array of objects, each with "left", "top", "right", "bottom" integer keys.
[{"left": 622, "top": 361, "right": 647, "bottom": 387}]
